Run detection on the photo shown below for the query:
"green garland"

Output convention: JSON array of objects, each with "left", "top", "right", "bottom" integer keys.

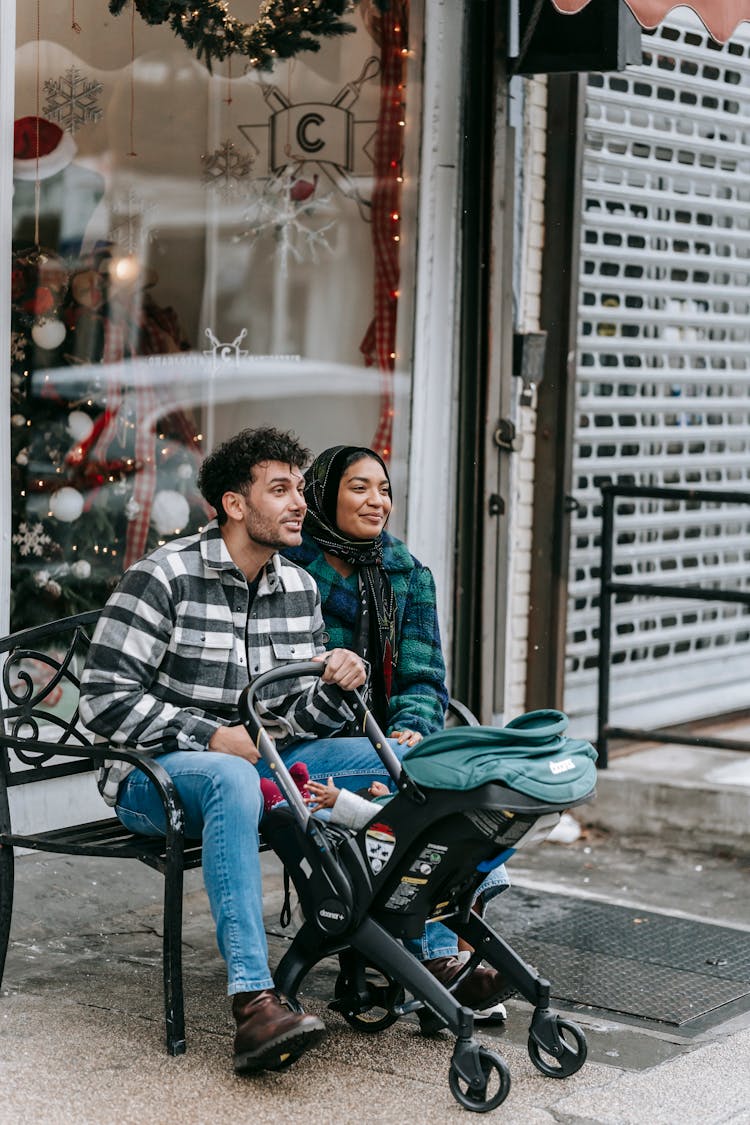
[{"left": 109, "top": 1, "right": 386, "bottom": 71}]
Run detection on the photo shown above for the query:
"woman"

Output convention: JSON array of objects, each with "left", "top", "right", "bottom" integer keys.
[
  {"left": 285, "top": 446, "right": 510, "bottom": 1020},
  {"left": 284, "top": 444, "right": 448, "bottom": 746}
]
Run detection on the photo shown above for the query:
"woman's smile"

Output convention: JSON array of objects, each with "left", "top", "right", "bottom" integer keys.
[{"left": 335, "top": 456, "right": 392, "bottom": 540}]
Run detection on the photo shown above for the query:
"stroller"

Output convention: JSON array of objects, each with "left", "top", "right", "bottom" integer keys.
[{"left": 239, "top": 663, "right": 597, "bottom": 1113}]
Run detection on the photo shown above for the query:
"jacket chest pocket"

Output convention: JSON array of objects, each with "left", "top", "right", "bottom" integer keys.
[
  {"left": 270, "top": 638, "right": 317, "bottom": 663},
  {"left": 172, "top": 627, "right": 236, "bottom": 696}
]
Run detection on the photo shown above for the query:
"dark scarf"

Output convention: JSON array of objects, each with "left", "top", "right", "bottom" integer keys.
[{"left": 304, "top": 446, "right": 398, "bottom": 726}]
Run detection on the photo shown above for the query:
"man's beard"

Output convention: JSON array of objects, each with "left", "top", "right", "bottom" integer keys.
[{"left": 243, "top": 507, "right": 299, "bottom": 550}]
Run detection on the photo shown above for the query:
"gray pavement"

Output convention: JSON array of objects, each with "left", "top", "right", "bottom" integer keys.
[{"left": 2, "top": 804, "right": 750, "bottom": 1125}]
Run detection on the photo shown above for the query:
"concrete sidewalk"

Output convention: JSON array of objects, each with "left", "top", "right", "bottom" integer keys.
[{"left": 2, "top": 830, "right": 749, "bottom": 1125}]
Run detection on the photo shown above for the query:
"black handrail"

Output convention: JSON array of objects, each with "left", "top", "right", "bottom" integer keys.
[{"left": 597, "top": 483, "right": 750, "bottom": 768}]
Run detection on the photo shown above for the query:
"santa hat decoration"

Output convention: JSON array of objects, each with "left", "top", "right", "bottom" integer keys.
[{"left": 13, "top": 116, "right": 77, "bottom": 181}]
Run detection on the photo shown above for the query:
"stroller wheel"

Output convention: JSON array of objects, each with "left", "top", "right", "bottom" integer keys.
[
  {"left": 528, "top": 1016, "right": 587, "bottom": 1078},
  {"left": 448, "top": 1048, "right": 511, "bottom": 1112},
  {"left": 333, "top": 965, "right": 405, "bottom": 1034}
]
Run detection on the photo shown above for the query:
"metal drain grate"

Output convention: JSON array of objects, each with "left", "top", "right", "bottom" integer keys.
[{"left": 490, "top": 888, "right": 750, "bottom": 1026}]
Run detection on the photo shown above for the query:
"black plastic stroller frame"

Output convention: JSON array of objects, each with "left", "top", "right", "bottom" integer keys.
[{"left": 239, "top": 664, "right": 594, "bottom": 1112}]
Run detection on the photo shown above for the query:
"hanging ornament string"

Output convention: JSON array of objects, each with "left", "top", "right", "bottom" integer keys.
[
  {"left": 71, "top": 1, "right": 81, "bottom": 34},
  {"left": 225, "top": 56, "right": 232, "bottom": 107},
  {"left": 283, "top": 58, "right": 302, "bottom": 165},
  {"left": 128, "top": 1, "right": 137, "bottom": 157}
]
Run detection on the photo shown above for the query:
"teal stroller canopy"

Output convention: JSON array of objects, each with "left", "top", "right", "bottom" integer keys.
[{"left": 401, "top": 710, "right": 598, "bottom": 804}]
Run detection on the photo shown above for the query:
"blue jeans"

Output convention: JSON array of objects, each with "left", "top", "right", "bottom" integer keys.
[{"left": 116, "top": 750, "right": 275, "bottom": 996}]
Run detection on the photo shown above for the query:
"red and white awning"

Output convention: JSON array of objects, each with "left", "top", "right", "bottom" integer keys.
[{"left": 550, "top": 1, "right": 750, "bottom": 44}]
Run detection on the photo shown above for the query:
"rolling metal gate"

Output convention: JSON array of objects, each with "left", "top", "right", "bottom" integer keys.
[{"left": 564, "top": 10, "right": 750, "bottom": 734}]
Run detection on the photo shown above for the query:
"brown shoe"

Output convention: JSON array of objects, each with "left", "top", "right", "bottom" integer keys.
[
  {"left": 232, "top": 989, "right": 326, "bottom": 1074},
  {"left": 423, "top": 955, "right": 514, "bottom": 1010}
]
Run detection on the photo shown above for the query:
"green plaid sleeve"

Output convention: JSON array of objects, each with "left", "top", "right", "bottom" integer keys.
[{"left": 387, "top": 564, "right": 448, "bottom": 736}]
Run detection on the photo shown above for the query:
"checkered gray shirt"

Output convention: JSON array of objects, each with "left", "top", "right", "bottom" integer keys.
[{"left": 79, "top": 521, "right": 358, "bottom": 805}]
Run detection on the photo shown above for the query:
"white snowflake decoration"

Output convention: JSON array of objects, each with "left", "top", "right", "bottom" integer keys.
[
  {"left": 44, "top": 66, "right": 103, "bottom": 134},
  {"left": 12, "top": 522, "right": 53, "bottom": 558},
  {"left": 10, "top": 330, "right": 27, "bottom": 364},
  {"left": 109, "top": 188, "right": 158, "bottom": 254},
  {"left": 202, "top": 140, "right": 254, "bottom": 200},
  {"left": 239, "top": 168, "right": 336, "bottom": 276}
]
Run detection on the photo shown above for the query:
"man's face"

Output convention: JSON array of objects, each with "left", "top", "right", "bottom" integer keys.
[{"left": 234, "top": 460, "right": 307, "bottom": 550}]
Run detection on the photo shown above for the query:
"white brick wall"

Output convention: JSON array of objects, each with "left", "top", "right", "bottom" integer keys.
[{"left": 503, "top": 75, "right": 547, "bottom": 720}]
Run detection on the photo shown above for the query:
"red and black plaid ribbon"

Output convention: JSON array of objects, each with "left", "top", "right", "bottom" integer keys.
[{"left": 360, "top": 1, "right": 408, "bottom": 462}]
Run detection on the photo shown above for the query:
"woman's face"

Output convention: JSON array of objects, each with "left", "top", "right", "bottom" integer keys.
[{"left": 335, "top": 456, "right": 392, "bottom": 540}]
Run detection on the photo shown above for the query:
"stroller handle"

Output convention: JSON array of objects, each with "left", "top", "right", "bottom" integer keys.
[{"left": 238, "top": 660, "right": 415, "bottom": 827}]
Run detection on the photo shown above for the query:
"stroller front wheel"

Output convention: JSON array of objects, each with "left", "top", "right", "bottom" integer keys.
[
  {"left": 448, "top": 1048, "right": 511, "bottom": 1112},
  {"left": 528, "top": 1016, "right": 587, "bottom": 1078}
]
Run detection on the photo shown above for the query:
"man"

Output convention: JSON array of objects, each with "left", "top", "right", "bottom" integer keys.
[{"left": 79, "top": 426, "right": 504, "bottom": 1076}]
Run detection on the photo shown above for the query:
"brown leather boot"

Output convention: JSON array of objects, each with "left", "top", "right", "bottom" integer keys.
[
  {"left": 232, "top": 989, "right": 326, "bottom": 1074},
  {"left": 423, "top": 955, "right": 514, "bottom": 1010}
]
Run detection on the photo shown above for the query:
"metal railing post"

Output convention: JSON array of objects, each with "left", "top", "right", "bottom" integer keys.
[{"left": 596, "top": 485, "right": 615, "bottom": 768}]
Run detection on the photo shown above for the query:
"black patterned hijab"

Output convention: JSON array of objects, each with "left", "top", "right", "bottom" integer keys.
[{"left": 304, "top": 446, "right": 398, "bottom": 724}]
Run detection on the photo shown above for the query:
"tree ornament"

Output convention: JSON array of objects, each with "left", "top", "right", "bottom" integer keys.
[
  {"left": 12, "top": 521, "right": 53, "bottom": 557},
  {"left": 31, "top": 318, "right": 67, "bottom": 350},
  {"left": 49, "top": 486, "right": 85, "bottom": 523},
  {"left": 71, "top": 559, "right": 92, "bottom": 579},
  {"left": 108, "top": 0, "right": 387, "bottom": 72},
  {"left": 151, "top": 489, "right": 190, "bottom": 535},
  {"left": 67, "top": 410, "right": 95, "bottom": 443}
]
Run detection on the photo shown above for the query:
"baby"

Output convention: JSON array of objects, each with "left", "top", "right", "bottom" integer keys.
[
  {"left": 306, "top": 776, "right": 390, "bottom": 828},
  {"left": 259, "top": 766, "right": 390, "bottom": 828}
]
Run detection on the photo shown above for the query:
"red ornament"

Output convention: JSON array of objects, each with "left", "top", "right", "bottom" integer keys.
[
  {"left": 290, "top": 174, "right": 318, "bottom": 203},
  {"left": 32, "top": 287, "right": 56, "bottom": 316}
]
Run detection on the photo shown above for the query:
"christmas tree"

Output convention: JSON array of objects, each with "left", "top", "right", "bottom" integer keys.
[{"left": 9, "top": 242, "right": 208, "bottom": 632}]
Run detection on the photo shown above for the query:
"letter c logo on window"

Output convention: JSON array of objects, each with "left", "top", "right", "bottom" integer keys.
[{"left": 296, "top": 112, "right": 325, "bottom": 154}]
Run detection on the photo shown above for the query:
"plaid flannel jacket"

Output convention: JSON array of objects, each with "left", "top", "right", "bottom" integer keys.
[
  {"left": 79, "top": 521, "right": 357, "bottom": 805},
  {"left": 284, "top": 530, "right": 448, "bottom": 736}
]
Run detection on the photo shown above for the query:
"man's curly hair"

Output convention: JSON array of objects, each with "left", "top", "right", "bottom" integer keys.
[{"left": 197, "top": 427, "right": 310, "bottom": 524}]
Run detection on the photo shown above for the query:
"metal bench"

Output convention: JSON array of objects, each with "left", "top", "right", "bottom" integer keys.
[{"left": 0, "top": 610, "right": 477, "bottom": 1058}]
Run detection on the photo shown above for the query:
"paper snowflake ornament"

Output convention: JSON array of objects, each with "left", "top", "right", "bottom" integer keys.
[
  {"left": 12, "top": 521, "right": 53, "bottom": 558},
  {"left": 44, "top": 66, "right": 103, "bottom": 134},
  {"left": 240, "top": 168, "right": 336, "bottom": 276},
  {"left": 202, "top": 140, "right": 254, "bottom": 200}
]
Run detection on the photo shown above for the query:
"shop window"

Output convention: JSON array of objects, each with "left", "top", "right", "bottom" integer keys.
[{"left": 8, "top": 0, "right": 421, "bottom": 630}]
